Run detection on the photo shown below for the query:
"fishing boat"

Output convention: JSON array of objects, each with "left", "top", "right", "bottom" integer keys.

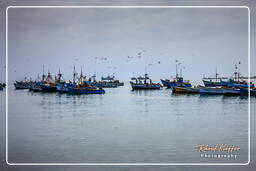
[
  {"left": 130, "top": 74, "right": 162, "bottom": 90},
  {"left": 56, "top": 67, "right": 77, "bottom": 93},
  {"left": 220, "top": 63, "right": 254, "bottom": 88},
  {"left": 92, "top": 75, "right": 124, "bottom": 88},
  {"left": 40, "top": 72, "right": 57, "bottom": 92},
  {"left": 202, "top": 69, "right": 227, "bottom": 87},
  {"left": 172, "top": 86, "right": 200, "bottom": 94},
  {"left": 161, "top": 60, "right": 191, "bottom": 88},
  {"left": 222, "top": 87, "right": 241, "bottom": 96},
  {"left": 29, "top": 82, "right": 43, "bottom": 92},
  {"left": 240, "top": 88, "right": 256, "bottom": 96},
  {"left": 68, "top": 81, "right": 105, "bottom": 94},
  {"left": 14, "top": 77, "right": 34, "bottom": 89},
  {"left": 199, "top": 87, "right": 224, "bottom": 95},
  {"left": 161, "top": 77, "right": 192, "bottom": 88}
]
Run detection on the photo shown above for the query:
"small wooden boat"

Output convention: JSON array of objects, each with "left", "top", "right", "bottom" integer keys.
[
  {"left": 130, "top": 74, "right": 162, "bottom": 90},
  {"left": 172, "top": 86, "right": 200, "bottom": 94},
  {"left": 240, "top": 88, "right": 256, "bottom": 96},
  {"left": 222, "top": 87, "right": 241, "bottom": 96},
  {"left": 199, "top": 87, "right": 224, "bottom": 95}
]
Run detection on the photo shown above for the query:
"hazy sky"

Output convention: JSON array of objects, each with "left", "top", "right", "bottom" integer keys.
[{"left": 3, "top": 3, "right": 253, "bottom": 84}]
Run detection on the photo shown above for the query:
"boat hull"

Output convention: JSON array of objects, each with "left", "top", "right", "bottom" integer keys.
[
  {"left": 172, "top": 86, "right": 199, "bottom": 94},
  {"left": 199, "top": 87, "right": 224, "bottom": 95},
  {"left": 223, "top": 88, "right": 241, "bottom": 96},
  {"left": 130, "top": 82, "right": 161, "bottom": 90},
  {"left": 40, "top": 84, "right": 57, "bottom": 92},
  {"left": 240, "top": 88, "right": 256, "bottom": 96},
  {"left": 68, "top": 88, "right": 105, "bottom": 94},
  {"left": 203, "top": 80, "right": 222, "bottom": 87}
]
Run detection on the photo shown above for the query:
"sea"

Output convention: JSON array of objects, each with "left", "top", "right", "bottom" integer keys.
[{"left": 0, "top": 84, "right": 255, "bottom": 170}]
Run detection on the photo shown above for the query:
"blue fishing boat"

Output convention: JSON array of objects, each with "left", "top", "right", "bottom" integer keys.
[
  {"left": 68, "top": 86, "right": 105, "bottom": 94},
  {"left": 161, "top": 77, "right": 192, "bottom": 88},
  {"left": 220, "top": 63, "right": 254, "bottom": 88},
  {"left": 161, "top": 60, "right": 191, "bottom": 88},
  {"left": 130, "top": 74, "right": 162, "bottom": 90},
  {"left": 29, "top": 82, "right": 43, "bottom": 92},
  {"left": 202, "top": 69, "right": 227, "bottom": 87}
]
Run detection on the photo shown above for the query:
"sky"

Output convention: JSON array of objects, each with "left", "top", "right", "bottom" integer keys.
[{"left": 2, "top": 2, "right": 253, "bottom": 84}]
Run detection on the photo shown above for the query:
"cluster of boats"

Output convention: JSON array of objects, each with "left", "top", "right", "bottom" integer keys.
[
  {"left": 10, "top": 62, "right": 256, "bottom": 96},
  {"left": 129, "top": 63, "right": 256, "bottom": 96},
  {"left": 13, "top": 67, "right": 124, "bottom": 94}
]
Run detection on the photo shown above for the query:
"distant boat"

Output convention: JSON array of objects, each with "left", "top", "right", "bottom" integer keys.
[
  {"left": 199, "top": 87, "right": 224, "bottom": 95},
  {"left": 67, "top": 80, "right": 105, "bottom": 94},
  {"left": 91, "top": 75, "right": 124, "bottom": 88},
  {"left": 172, "top": 86, "right": 199, "bottom": 94},
  {"left": 14, "top": 77, "right": 34, "bottom": 89},
  {"left": 130, "top": 74, "right": 162, "bottom": 90},
  {"left": 161, "top": 60, "right": 191, "bottom": 88},
  {"left": 202, "top": 69, "right": 227, "bottom": 87},
  {"left": 40, "top": 72, "right": 57, "bottom": 92},
  {"left": 240, "top": 88, "right": 256, "bottom": 96},
  {"left": 0, "top": 84, "right": 3, "bottom": 91},
  {"left": 161, "top": 77, "right": 192, "bottom": 88},
  {"left": 204, "top": 63, "right": 255, "bottom": 88},
  {"left": 29, "top": 82, "right": 43, "bottom": 92}
]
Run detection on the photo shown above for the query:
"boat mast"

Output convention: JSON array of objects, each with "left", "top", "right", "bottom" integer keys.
[
  {"left": 175, "top": 60, "right": 178, "bottom": 78},
  {"left": 215, "top": 67, "right": 218, "bottom": 82},
  {"left": 73, "top": 66, "right": 76, "bottom": 84},
  {"left": 42, "top": 65, "right": 46, "bottom": 81}
]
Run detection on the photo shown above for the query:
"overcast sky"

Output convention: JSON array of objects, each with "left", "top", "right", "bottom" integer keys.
[{"left": 4, "top": 5, "right": 252, "bottom": 84}]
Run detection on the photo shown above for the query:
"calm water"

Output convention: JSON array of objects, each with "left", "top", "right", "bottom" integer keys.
[{"left": 1, "top": 84, "right": 253, "bottom": 164}]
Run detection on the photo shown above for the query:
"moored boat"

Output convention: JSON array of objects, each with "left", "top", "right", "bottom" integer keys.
[
  {"left": 130, "top": 74, "right": 162, "bottom": 90},
  {"left": 40, "top": 72, "right": 57, "bottom": 92},
  {"left": 91, "top": 75, "right": 124, "bottom": 88},
  {"left": 161, "top": 60, "right": 191, "bottom": 88},
  {"left": 161, "top": 77, "right": 192, "bottom": 88}
]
